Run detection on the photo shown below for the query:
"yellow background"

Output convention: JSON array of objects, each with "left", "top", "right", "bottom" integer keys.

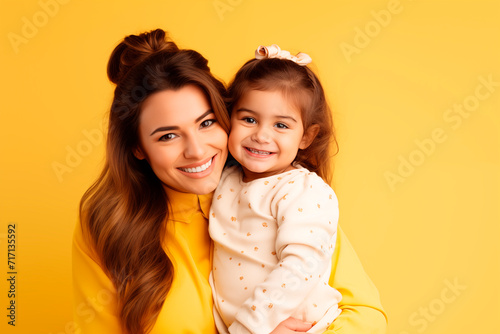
[{"left": 1, "top": 0, "right": 498, "bottom": 333}]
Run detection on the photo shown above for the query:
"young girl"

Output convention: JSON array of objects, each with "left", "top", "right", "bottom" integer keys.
[{"left": 210, "top": 44, "right": 342, "bottom": 334}]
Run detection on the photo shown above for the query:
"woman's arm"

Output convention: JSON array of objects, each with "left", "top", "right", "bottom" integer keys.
[
  {"left": 324, "top": 226, "right": 388, "bottom": 334},
  {"left": 72, "top": 223, "right": 122, "bottom": 333}
]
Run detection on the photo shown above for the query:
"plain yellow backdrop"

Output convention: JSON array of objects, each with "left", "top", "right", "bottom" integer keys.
[{"left": 1, "top": 0, "right": 499, "bottom": 333}]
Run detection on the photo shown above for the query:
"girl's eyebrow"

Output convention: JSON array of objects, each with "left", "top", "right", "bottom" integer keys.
[
  {"left": 235, "top": 107, "right": 255, "bottom": 114},
  {"left": 235, "top": 108, "right": 297, "bottom": 123},
  {"left": 150, "top": 110, "right": 214, "bottom": 136}
]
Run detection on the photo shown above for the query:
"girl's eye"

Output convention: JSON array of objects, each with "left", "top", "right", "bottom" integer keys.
[
  {"left": 159, "top": 133, "right": 178, "bottom": 141},
  {"left": 243, "top": 117, "right": 257, "bottom": 124},
  {"left": 200, "top": 119, "right": 216, "bottom": 128},
  {"left": 275, "top": 123, "right": 288, "bottom": 129}
]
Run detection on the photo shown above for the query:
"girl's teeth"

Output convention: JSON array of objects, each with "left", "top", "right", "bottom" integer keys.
[
  {"left": 248, "top": 148, "right": 271, "bottom": 155},
  {"left": 180, "top": 159, "right": 212, "bottom": 173}
]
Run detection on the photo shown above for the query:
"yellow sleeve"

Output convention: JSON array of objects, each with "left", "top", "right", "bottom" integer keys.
[
  {"left": 324, "top": 226, "right": 388, "bottom": 334},
  {"left": 72, "top": 222, "right": 122, "bottom": 333}
]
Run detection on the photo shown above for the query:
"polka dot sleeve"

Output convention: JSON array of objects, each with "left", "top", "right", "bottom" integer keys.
[{"left": 228, "top": 172, "right": 340, "bottom": 334}]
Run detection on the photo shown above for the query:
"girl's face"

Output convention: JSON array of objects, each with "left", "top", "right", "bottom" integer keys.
[
  {"left": 229, "top": 89, "right": 314, "bottom": 182},
  {"left": 135, "top": 85, "right": 228, "bottom": 194}
]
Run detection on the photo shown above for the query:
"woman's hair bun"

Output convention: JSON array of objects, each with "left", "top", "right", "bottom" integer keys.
[{"left": 107, "top": 29, "right": 179, "bottom": 84}]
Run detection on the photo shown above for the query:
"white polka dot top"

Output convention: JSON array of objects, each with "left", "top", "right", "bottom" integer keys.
[{"left": 209, "top": 166, "right": 342, "bottom": 334}]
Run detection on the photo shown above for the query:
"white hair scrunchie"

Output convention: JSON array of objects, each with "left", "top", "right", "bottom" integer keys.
[{"left": 255, "top": 44, "right": 312, "bottom": 66}]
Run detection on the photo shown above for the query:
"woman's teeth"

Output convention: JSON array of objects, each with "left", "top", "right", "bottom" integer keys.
[
  {"left": 179, "top": 158, "right": 212, "bottom": 173},
  {"left": 247, "top": 148, "right": 271, "bottom": 155}
]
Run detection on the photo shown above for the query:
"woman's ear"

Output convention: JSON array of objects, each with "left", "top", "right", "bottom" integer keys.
[
  {"left": 133, "top": 146, "right": 146, "bottom": 160},
  {"left": 299, "top": 124, "right": 320, "bottom": 150}
]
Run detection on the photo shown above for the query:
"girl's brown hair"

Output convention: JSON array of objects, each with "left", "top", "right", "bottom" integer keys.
[
  {"left": 227, "top": 57, "right": 338, "bottom": 184},
  {"left": 79, "top": 29, "right": 229, "bottom": 334}
]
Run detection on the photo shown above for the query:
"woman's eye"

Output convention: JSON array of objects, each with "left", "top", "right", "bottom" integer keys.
[
  {"left": 200, "top": 119, "right": 216, "bottom": 128},
  {"left": 159, "top": 133, "right": 178, "bottom": 141},
  {"left": 275, "top": 123, "right": 288, "bottom": 129},
  {"left": 243, "top": 117, "right": 256, "bottom": 124}
]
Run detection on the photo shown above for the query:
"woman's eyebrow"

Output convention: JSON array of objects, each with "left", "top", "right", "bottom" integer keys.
[
  {"left": 195, "top": 110, "right": 214, "bottom": 123},
  {"left": 150, "top": 110, "right": 214, "bottom": 136},
  {"left": 150, "top": 125, "right": 179, "bottom": 136}
]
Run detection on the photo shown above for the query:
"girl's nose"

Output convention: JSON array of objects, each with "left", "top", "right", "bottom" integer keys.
[{"left": 251, "top": 126, "right": 271, "bottom": 144}]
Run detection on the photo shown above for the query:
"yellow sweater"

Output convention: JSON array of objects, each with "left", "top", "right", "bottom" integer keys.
[{"left": 72, "top": 188, "right": 387, "bottom": 333}]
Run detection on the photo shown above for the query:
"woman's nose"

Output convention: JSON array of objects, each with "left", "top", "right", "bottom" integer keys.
[
  {"left": 184, "top": 133, "right": 206, "bottom": 159},
  {"left": 251, "top": 126, "right": 271, "bottom": 144}
]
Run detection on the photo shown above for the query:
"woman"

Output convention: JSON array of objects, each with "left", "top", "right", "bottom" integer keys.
[{"left": 73, "top": 29, "right": 387, "bottom": 334}]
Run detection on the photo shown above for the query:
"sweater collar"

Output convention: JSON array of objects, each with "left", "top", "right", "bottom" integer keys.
[{"left": 164, "top": 187, "right": 213, "bottom": 223}]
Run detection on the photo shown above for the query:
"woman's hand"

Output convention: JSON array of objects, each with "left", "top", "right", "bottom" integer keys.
[{"left": 270, "top": 317, "right": 313, "bottom": 334}]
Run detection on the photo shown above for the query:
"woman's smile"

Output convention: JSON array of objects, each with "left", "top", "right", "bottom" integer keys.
[{"left": 177, "top": 154, "right": 216, "bottom": 177}]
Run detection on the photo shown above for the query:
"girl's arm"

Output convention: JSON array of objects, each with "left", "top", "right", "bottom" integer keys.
[
  {"left": 72, "top": 223, "right": 122, "bottom": 333},
  {"left": 229, "top": 175, "right": 340, "bottom": 334},
  {"left": 324, "top": 226, "right": 388, "bottom": 334},
  {"left": 270, "top": 227, "right": 387, "bottom": 334}
]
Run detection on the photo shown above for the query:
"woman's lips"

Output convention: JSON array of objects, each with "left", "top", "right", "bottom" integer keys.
[
  {"left": 177, "top": 155, "right": 217, "bottom": 178},
  {"left": 178, "top": 157, "right": 213, "bottom": 173}
]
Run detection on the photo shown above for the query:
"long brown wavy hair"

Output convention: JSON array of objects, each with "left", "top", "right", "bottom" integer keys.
[
  {"left": 227, "top": 57, "right": 338, "bottom": 184},
  {"left": 79, "top": 29, "right": 229, "bottom": 334}
]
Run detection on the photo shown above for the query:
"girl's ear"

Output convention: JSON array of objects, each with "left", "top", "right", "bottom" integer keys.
[
  {"left": 133, "top": 146, "right": 146, "bottom": 160},
  {"left": 299, "top": 124, "right": 320, "bottom": 150}
]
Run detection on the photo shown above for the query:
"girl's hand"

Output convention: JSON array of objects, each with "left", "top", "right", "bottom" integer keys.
[{"left": 270, "top": 317, "right": 313, "bottom": 334}]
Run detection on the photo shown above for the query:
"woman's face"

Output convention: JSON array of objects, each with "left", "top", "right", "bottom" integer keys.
[{"left": 135, "top": 85, "right": 228, "bottom": 195}]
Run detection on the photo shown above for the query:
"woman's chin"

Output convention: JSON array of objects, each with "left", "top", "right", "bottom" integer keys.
[
  {"left": 162, "top": 176, "right": 220, "bottom": 195},
  {"left": 194, "top": 181, "right": 219, "bottom": 195}
]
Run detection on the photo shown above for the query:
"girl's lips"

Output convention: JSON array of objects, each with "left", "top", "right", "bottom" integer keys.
[
  {"left": 177, "top": 155, "right": 217, "bottom": 178},
  {"left": 244, "top": 147, "right": 275, "bottom": 157}
]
